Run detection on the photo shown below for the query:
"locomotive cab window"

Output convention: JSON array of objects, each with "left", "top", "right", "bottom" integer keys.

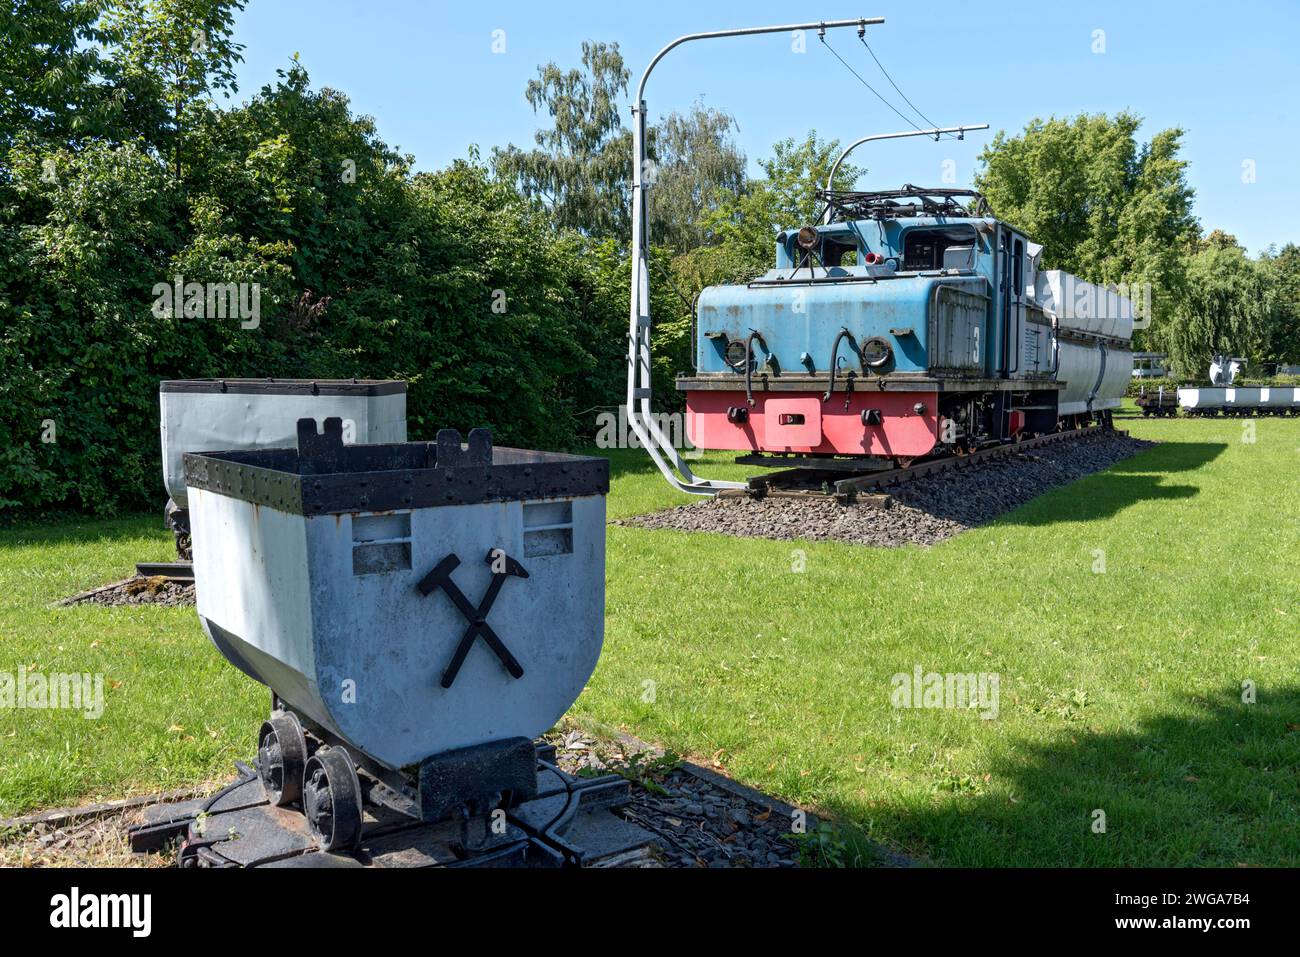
[
  {"left": 902, "top": 227, "right": 978, "bottom": 271},
  {"left": 821, "top": 237, "right": 858, "bottom": 267}
]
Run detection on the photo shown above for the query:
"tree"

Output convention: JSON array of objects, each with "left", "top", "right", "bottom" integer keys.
[
  {"left": 1165, "top": 236, "right": 1280, "bottom": 378},
  {"left": 694, "top": 131, "right": 863, "bottom": 276},
  {"left": 1260, "top": 243, "right": 1300, "bottom": 364},
  {"left": 974, "top": 113, "right": 1199, "bottom": 348},
  {"left": 491, "top": 40, "right": 632, "bottom": 239},
  {"left": 493, "top": 42, "right": 750, "bottom": 252},
  {"left": 0, "top": 35, "right": 638, "bottom": 512},
  {"left": 645, "top": 101, "right": 746, "bottom": 254},
  {"left": 0, "top": 0, "right": 116, "bottom": 151},
  {"left": 99, "top": 0, "right": 246, "bottom": 177},
  {"left": 0, "top": 137, "right": 181, "bottom": 511}
]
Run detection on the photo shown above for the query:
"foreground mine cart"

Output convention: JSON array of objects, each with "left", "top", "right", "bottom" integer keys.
[{"left": 178, "top": 418, "right": 648, "bottom": 866}]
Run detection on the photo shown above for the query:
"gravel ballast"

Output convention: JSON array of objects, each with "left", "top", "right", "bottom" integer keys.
[
  {"left": 623, "top": 432, "right": 1155, "bottom": 548},
  {"left": 4, "top": 730, "right": 864, "bottom": 868},
  {"left": 60, "top": 575, "right": 196, "bottom": 607},
  {"left": 548, "top": 728, "right": 811, "bottom": 867}
]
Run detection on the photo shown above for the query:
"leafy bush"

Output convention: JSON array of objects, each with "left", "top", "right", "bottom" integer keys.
[
  {"left": 1126, "top": 377, "right": 1183, "bottom": 396},
  {"left": 0, "top": 57, "right": 636, "bottom": 515},
  {"left": 1237, "top": 375, "right": 1300, "bottom": 387}
]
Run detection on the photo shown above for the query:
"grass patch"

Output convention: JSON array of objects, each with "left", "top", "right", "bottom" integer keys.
[
  {"left": 2, "top": 407, "right": 1297, "bottom": 866},
  {"left": 582, "top": 408, "right": 1300, "bottom": 865},
  {"left": 0, "top": 517, "right": 264, "bottom": 815}
]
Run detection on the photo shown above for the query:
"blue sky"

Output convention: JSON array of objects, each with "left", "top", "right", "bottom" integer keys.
[{"left": 228, "top": 0, "right": 1297, "bottom": 254}]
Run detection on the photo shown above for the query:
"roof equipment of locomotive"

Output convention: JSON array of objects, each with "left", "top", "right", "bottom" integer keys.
[{"left": 820, "top": 128, "right": 990, "bottom": 225}]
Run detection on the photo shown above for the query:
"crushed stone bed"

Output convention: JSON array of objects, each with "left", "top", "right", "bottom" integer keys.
[
  {"left": 620, "top": 432, "right": 1156, "bottom": 548},
  {"left": 547, "top": 729, "right": 811, "bottom": 868},
  {"left": 3, "top": 730, "right": 878, "bottom": 869},
  {"left": 60, "top": 575, "right": 195, "bottom": 607}
]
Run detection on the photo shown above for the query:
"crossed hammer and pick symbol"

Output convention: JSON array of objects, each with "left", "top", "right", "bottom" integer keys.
[{"left": 417, "top": 549, "right": 529, "bottom": 689}]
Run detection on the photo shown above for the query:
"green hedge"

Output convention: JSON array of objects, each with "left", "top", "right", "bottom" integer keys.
[
  {"left": 1126, "top": 377, "right": 1183, "bottom": 396},
  {"left": 1126, "top": 375, "right": 1300, "bottom": 397},
  {"left": 0, "top": 66, "right": 695, "bottom": 516}
]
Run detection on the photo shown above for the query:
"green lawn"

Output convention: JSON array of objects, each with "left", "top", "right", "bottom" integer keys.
[
  {"left": 0, "top": 518, "right": 266, "bottom": 815},
  {"left": 2, "top": 408, "right": 1298, "bottom": 866}
]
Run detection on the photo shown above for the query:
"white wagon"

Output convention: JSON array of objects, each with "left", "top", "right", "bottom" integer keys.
[{"left": 159, "top": 378, "right": 407, "bottom": 552}]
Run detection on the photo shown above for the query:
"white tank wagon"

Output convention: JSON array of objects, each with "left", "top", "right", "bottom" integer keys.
[
  {"left": 183, "top": 417, "right": 609, "bottom": 851},
  {"left": 159, "top": 378, "right": 407, "bottom": 554},
  {"left": 1031, "top": 270, "right": 1135, "bottom": 418}
]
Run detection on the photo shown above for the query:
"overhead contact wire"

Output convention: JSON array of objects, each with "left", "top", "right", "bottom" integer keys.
[
  {"left": 857, "top": 35, "right": 958, "bottom": 140},
  {"left": 819, "top": 36, "right": 934, "bottom": 139}
]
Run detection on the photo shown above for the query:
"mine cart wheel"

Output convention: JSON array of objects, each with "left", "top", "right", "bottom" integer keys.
[
  {"left": 257, "top": 712, "right": 307, "bottom": 807},
  {"left": 303, "top": 747, "right": 363, "bottom": 852}
]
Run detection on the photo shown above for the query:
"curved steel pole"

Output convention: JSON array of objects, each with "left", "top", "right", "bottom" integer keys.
[
  {"left": 627, "top": 17, "right": 885, "bottom": 495},
  {"left": 821, "top": 123, "right": 989, "bottom": 222}
]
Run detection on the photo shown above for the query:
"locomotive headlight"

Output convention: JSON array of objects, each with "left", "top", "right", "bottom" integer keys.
[
  {"left": 861, "top": 336, "right": 892, "bottom": 369},
  {"left": 796, "top": 226, "right": 820, "bottom": 250},
  {"left": 725, "top": 338, "right": 749, "bottom": 369}
]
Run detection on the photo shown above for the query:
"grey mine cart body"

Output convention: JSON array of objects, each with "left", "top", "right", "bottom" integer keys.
[{"left": 175, "top": 418, "right": 649, "bottom": 865}]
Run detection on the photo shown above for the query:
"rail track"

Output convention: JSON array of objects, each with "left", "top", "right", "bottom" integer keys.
[
  {"left": 133, "top": 561, "right": 194, "bottom": 582},
  {"left": 4, "top": 733, "right": 837, "bottom": 869},
  {"left": 733, "top": 424, "right": 1121, "bottom": 504}
]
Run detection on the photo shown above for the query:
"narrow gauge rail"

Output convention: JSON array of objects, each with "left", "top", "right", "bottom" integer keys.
[
  {"left": 735, "top": 423, "right": 1119, "bottom": 503},
  {"left": 133, "top": 562, "right": 195, "bottom": 582}
]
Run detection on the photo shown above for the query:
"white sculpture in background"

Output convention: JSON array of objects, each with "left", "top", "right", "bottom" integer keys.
[{"left": 1209, "top": 354, "right": 1247, "bottom": 386}]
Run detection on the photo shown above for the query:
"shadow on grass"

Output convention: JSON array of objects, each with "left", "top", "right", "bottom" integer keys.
[
  {"left": 998, "top": 475, "right": 1200, "bottom": 527},
  {"left": 989, "top": 439, "right": 1227, "bottom": 527},
  {"left": 888, "top": 438, "right": 1224, "bottom": 529},
  {"left": 825, "top": 685, "right": 1300, "bottom": 867},
  {"left": 1102, "top": 440, "right": 1227, "bottom": 474},
  {"left": 598, "top": 447, "right": 666, "bottom": 482}
]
